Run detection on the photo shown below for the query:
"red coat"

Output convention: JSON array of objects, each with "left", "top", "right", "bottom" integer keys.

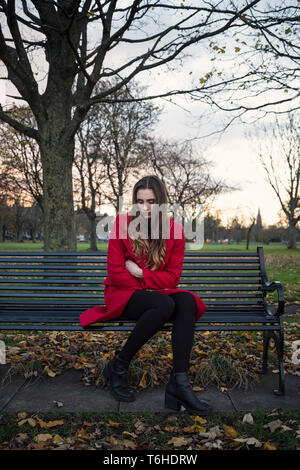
[{"left": 79, "top": 212, "right": 208, "bottom": 327}]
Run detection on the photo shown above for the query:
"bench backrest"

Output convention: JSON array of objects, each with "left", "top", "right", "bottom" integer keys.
[{"left": 0, "top": 246, "right": 268, "bottom": 313}]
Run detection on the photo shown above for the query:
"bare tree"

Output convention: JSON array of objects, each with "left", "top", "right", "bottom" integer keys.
[
  {"left": 1, "top": 1, "right": 296, "bottom": 250},
  {"left": 91, "top": 79, "right": 159, "bottom": 213},
  {"left": 251, "top": 112, "right": 300, "bottom": 249},
  {"left": 143, "top": 137, "right": 237, "bottom": 228},
  {"left": 73, "top": 107, "right": 110, "bottom": 251},
  {"left": 246, "top": 216, "right": 256, "bottom": 250},
  {"left": 0, "top": 106, "right": 43, "bottom": 210}
]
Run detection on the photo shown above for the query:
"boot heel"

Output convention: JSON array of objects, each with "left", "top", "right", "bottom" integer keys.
[{"left": 165, "top": 391, "right": 182, "bottom": 411}]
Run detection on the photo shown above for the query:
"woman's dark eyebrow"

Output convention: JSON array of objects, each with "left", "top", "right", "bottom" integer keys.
[{"left": 137, "top": 198, "right": 155, "bottom": 201}]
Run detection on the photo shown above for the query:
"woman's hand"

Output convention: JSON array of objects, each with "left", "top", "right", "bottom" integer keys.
[{"left": 125, "top": 259, "right": 144, "bottom": 279}]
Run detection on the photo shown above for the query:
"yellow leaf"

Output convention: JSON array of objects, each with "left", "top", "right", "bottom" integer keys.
[
  {"left": 45, "top": 420, "right": 64, "bottom": 428},
  {"left": 18, "top": 419, "right": 28, "bottom": 427},
  {"left": 194, "top": 425, "right": 206, "bottom": 433},
  {"left": 182, "top": 425, "right": 197, "bottom": 434},
  {"left": 164, "top": 425, "right": 176, "bottom": 432},
  {"left": 223, "top": 425, "right": 238, "bottom": 439},
  {"left": 53, "top": 434, "right": 64, "bottom": 444},
  {"left": 37, "top": 417, "right": 49, "bottom": 429},
  {"left": 27, "top": 418, "right": 37, "bottom": 427},
  {"left": 107, "top": 420, "right": 120, "bottom": 427},
  {"left": 235, "top": 47, "right": 241, "bottom": 52},
  {"left": 193, "top": 416, "right": 207, "bottom": 425},
  {"left": 264, "top": 442, "right": 277, "bottom": 450},
  {"left": 138, "top": 372, "right": 148, "bottom": 388},
  {"left": 122, "top": 431, "right": 138, "bottom": 439},
  {"left": 17, "top": 412, "right": 27, "bottom": 420},
  {"left": 138, "top": 353, "right": 153, "bottom": 359},
  {"left": 44, "top": 365, "right": 57, "bottom": 377}
]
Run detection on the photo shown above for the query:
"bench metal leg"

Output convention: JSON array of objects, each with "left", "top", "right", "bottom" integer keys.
[{"left": 272, "top": 329, "right": 285, "bottom": 396}]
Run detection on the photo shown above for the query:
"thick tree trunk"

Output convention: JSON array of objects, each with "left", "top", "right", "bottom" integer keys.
[
  {"left": 0, "top": 218, "right": 3, "bottom": 243},
  {"left": 39, "top": 136, "right": 76, "bottom": 252},
  {"left": 89, "top": 216, "right": 98, "bottom": 251},
  {"left": 287, "top": 222, "right": 297, "bottom": 250}
]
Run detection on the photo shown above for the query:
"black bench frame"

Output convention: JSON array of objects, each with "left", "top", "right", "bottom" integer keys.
[{"left": 0, "top": 246, "right": 285, "bottom": 395}]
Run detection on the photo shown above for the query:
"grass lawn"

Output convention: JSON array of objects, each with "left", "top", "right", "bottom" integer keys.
[
  {"left": 0, "top": 240, "right": 299, "bottom": 253},
  {"left": 0, "top": 409, "right": 299, "bottom": 450}
]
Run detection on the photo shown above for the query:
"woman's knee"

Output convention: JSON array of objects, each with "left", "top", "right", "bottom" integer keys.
[
  {"left": 171, "top": 292, "right": 197, "bottom": 319},
  {"left": 156, "top": 294, "right": 176, "bottom": 321}
]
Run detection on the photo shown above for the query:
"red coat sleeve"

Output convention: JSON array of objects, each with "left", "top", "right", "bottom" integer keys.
[
  {"left": 142, "top": 225, "right": 185, "bottom": 289},
  {"left": 105, "top": 215, "right": 142, "bottom": 289}
]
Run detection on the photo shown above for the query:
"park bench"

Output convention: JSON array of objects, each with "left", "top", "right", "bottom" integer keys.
[{"left": 0, "top": 246, "right": 285, "bottom": 395}]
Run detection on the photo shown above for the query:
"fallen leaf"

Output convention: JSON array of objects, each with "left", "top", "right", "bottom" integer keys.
[
  {"left": 234, "top": 437, "right": 262, "bottom": 448},
  {"left": 53, "top": 434, "right": 64, "bottom": 444},
  {"left": 167, "top": 437, "right": 188, "bottom": 447},
  {"left": 138, "top": 372, "right": 148, "bottom": 388},
  {"left": 122, "top": 431, "right": 138, "bottom": 439},
  {"left": 53, "top": 401, "right": 64, "bottom": 408},
  {"left": 120, "top": 439, "right": 137, "bottom": 449},
  {"left": 223, "top": 424, "right": 238, "bottom": 439},
  {"left": 18, "top": 419, "right": 28, "bottom": 427},
  {"left": 107, "top": 420, "right": 120, "bottom": 427},
  {"left": 77, "top": 428, "right": 90, "bottom": 440},
  {"left": 242, "top": 413, "right": 254, "bottom": 424},
  {"left": 44, "top": 365, "right": 57, "bottom": 377},
  {"left": 17, "top": 412, "right": 27, "bottom": 420},
  {"left": 263, "top": 420, "right": 282, "bottom": 433},
  {"left": 264, "top": 442, "right": 277, "bottom": 450},
  {"left": 34, "top": 433, "right": 53, "bottom": 443},
  {"left": 193, "top": 416, "right": 207, "bottom": 425},
  {"left": 36, "top": 417, "right": 64, "bottom": 429},
  {"left": 198, "top": 426, "right": 223, "bottom": 439},
  {"left": 27, "top": 418, "right": 37, "bottom": 427},
  {"left": 164, "top": 425, "right": 177, "bottom": 432}
]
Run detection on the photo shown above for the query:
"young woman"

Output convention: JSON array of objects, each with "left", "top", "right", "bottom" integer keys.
[{"left": 80, "top": 175, "right": 212, "bottom": 415}]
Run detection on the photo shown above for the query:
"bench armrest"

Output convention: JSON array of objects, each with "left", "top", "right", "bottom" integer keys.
[{"left": 261, "top": 281, "right": 285, "bottom": 316}]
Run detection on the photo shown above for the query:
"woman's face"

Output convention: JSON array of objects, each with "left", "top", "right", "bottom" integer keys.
[{"left": 136, "top": 189, "right": 156, "bottom": 219}]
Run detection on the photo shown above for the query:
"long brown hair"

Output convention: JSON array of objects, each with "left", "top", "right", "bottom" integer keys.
[{"left": 128, "top": 175, "right": 169, "bottom": 270}]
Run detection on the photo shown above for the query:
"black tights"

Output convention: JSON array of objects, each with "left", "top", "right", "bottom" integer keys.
[{"left": 118, "top": 290, "right": 197, "bottom": 373}]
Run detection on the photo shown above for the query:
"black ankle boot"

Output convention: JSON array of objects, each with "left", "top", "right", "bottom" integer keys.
[
  {"left": 103, "top": 350, "right": 136, "bottom": 402},
  {"left": 165, "top": 371, "right": 212, "bottom": 415}
]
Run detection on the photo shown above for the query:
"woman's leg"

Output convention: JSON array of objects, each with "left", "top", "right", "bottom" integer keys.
[
  {"left": 169, "top": 292, "right": 197, "bottom": 372},
  {"left": 165, "top": 292, "right": 212, "bottom": 414},
  {"left": 118, "top": 290, "right": 176, "bottom": 362}
]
